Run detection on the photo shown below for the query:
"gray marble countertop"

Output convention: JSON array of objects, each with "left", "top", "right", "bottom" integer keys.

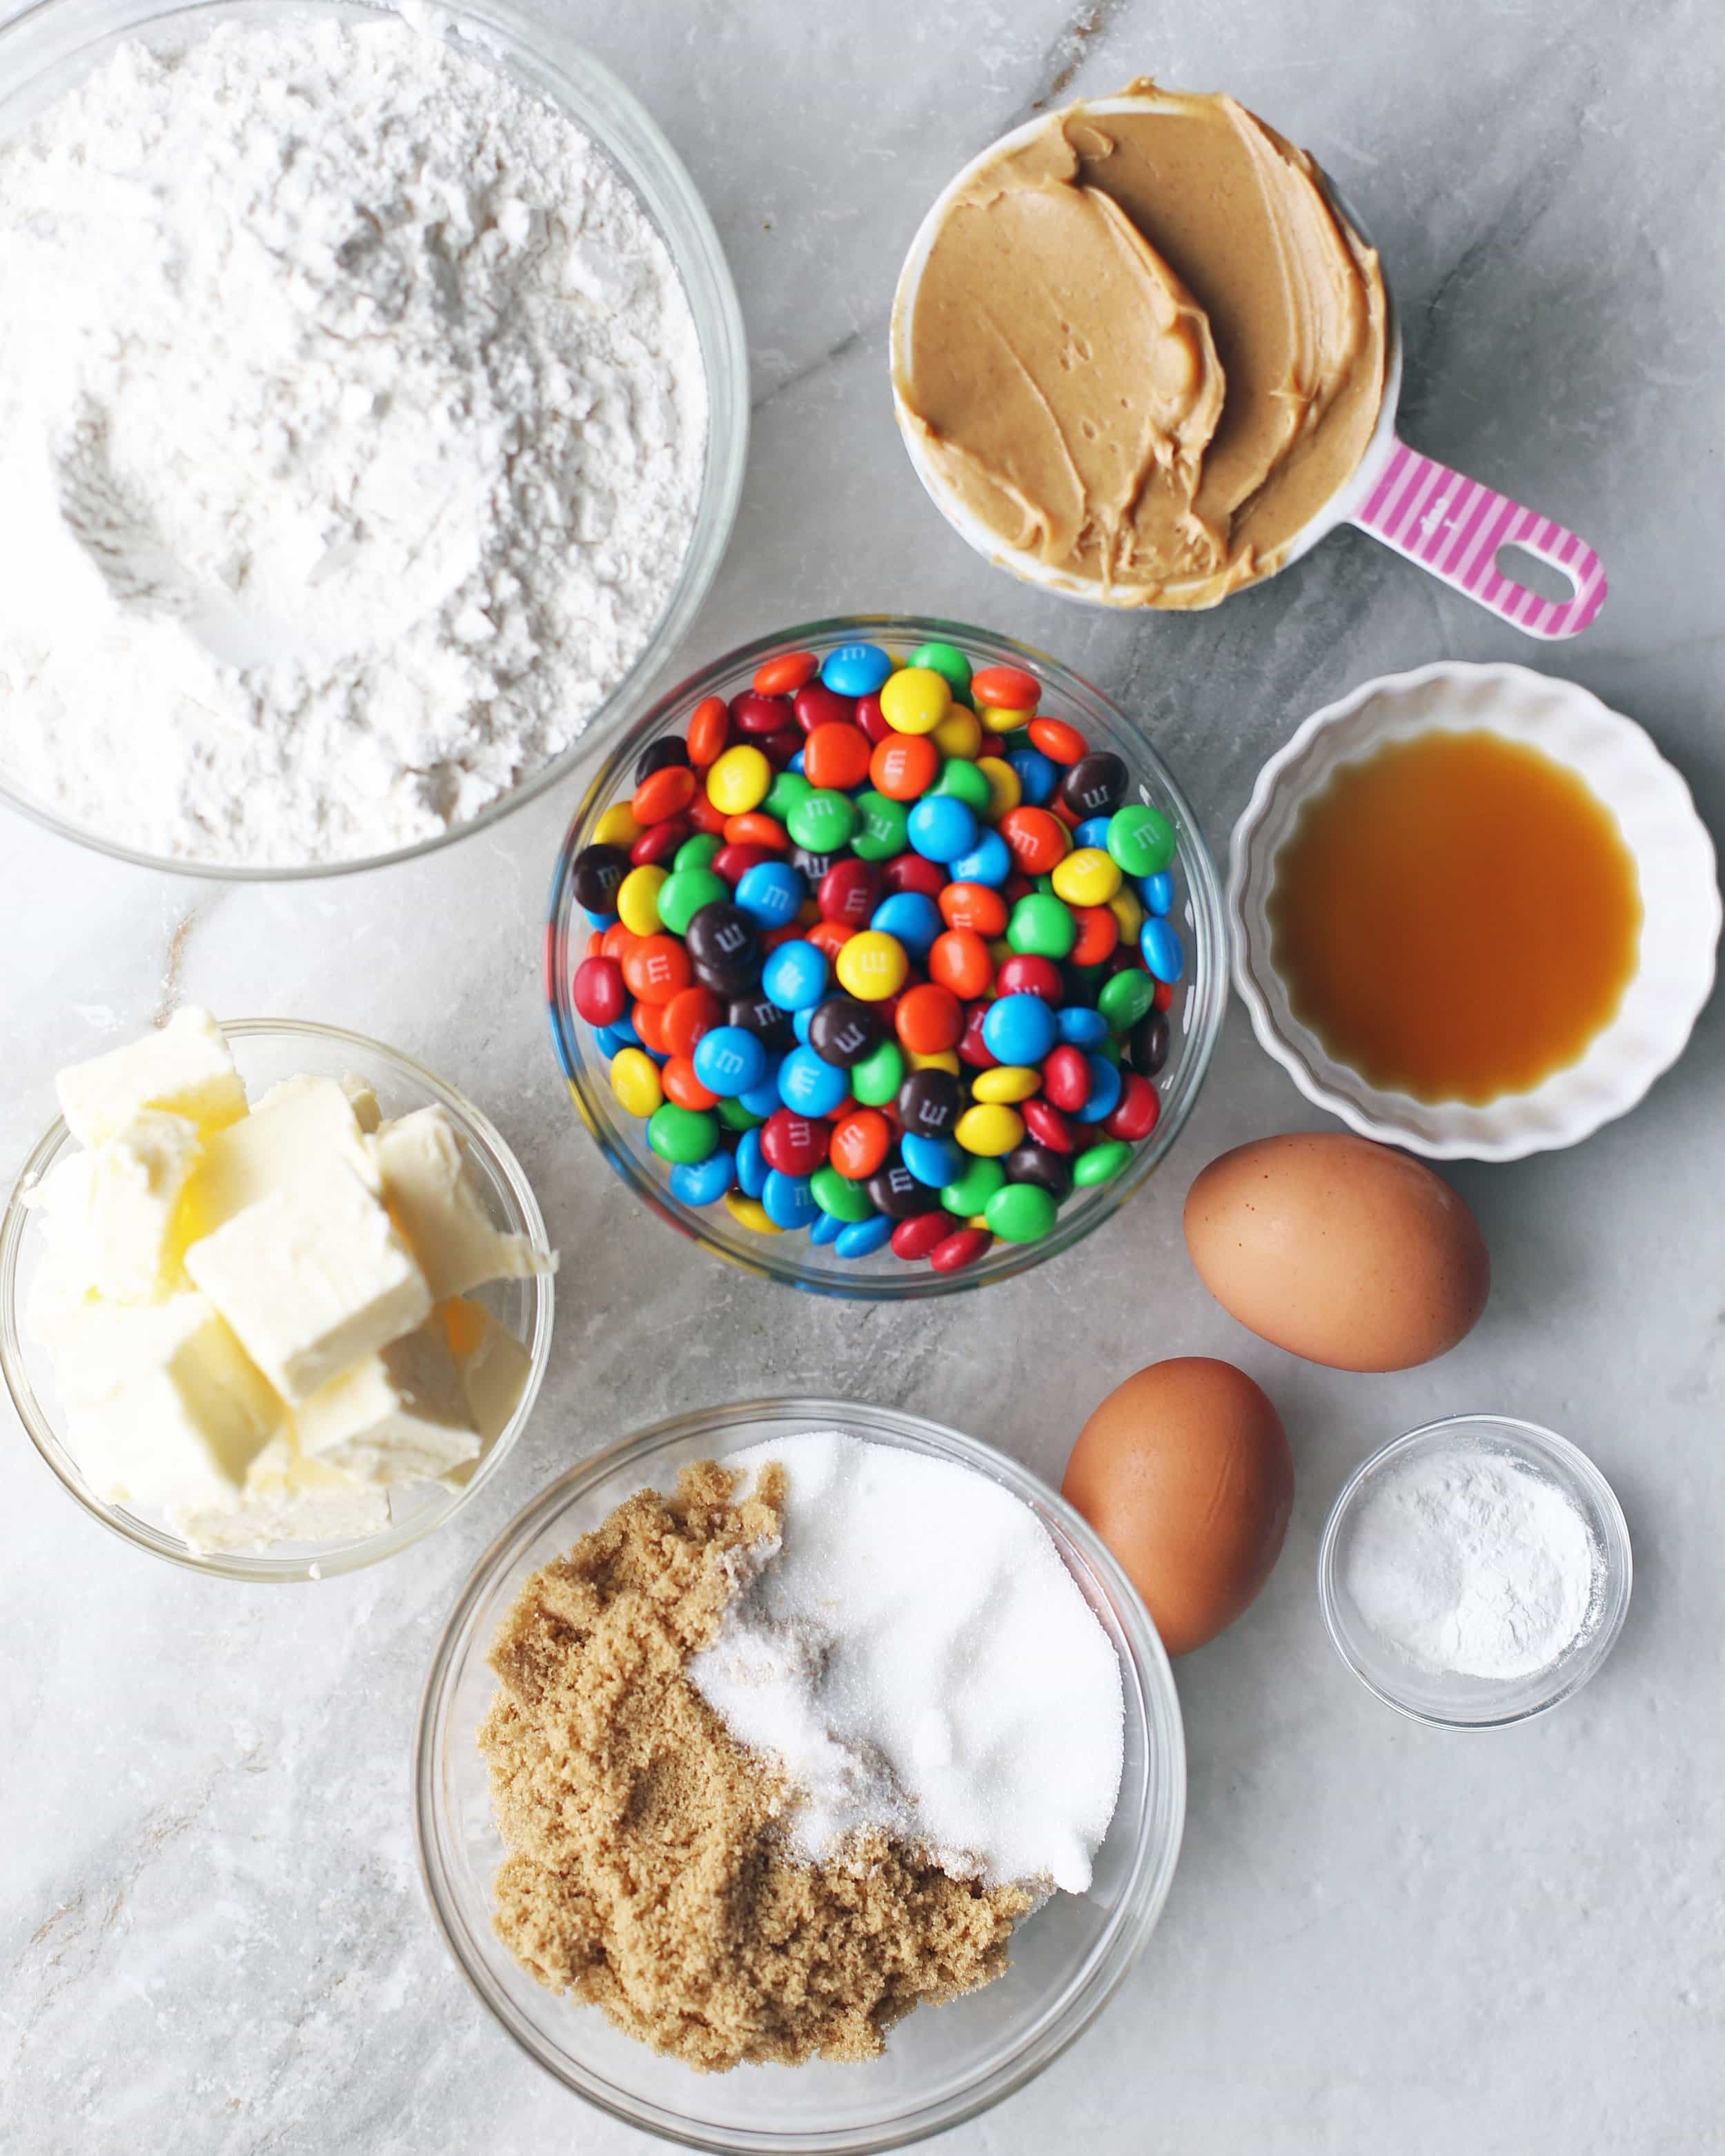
[{"left": 5, "top": 1, "right": 1722, "bottom": 2150}]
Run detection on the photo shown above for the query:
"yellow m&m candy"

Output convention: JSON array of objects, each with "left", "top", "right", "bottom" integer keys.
[
  {"left": 610, "top": 1047, "right": 664, "bottom": 1118},
  {"left": 878, "top": 666, "right": 951, "bottom": 735},
  {"left": 1110, "top": 885, "right": 1147, "bottom": 942},
  {"left": 593, "top": 800, "right": 642, "bottom": 849},
  {"left": 1051, "top": 847, "right": 1123, "bottom": 908},
  {"left": 954, "top": 1102, "right": 1025, "bottom": 1157},
  {"left": 931, "top": 706, "right": 982, "bottom": 760},
  {"left": 972, "top": 1065, "right": 1041, "bottom": 1105},
  {"left": 724, "top": 1191, "right": 782, "bottom": 1234},
  {"left": 978, "top": 703, "right": 1034, "bottom": 735},
  {"left": 615, "top": 863, "right": 668, "bottom": 936},
  {"left": 976, "top": 755, "right": 1021, "bottom": 820},
  {"left": 835, "top": 930, "right": 909, "bottom": 1001},
  {"left": 706, "top": 743, "right": 772, "bottom": 815}
]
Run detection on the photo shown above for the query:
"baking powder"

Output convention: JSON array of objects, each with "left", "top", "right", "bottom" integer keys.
[
  {"left": 1343, "top": 1443, "right": 1600, "bottom": 1680},
  {"left": 0, "top": 13, "right": 704, "bottom": 864}
]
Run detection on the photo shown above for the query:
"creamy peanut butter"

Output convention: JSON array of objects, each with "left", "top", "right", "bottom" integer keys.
[{"left": 893, "top": 83, "right": 1389, "bottom": 609}]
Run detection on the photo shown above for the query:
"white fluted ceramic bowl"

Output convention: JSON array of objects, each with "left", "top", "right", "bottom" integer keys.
[{"left": 1228, "top": 662, "right": 1719, "bottom": 1160}]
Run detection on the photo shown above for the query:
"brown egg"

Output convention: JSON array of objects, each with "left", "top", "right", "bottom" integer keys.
[
  {"left": 1183, "top": 1131, "right": 1490, "bottom": 1372},
  {"left": 1063, "top": 1358, "right": 1293, "bottom": 1656}
]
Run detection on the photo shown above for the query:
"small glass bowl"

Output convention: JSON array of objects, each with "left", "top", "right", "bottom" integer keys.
[
  {"left": 1318, "top": 1414, "right": 1633, "bottom": 1729},
  {"left": 414, "top": 1396, "right": 1185, "bottom": 2153},
  {"left": 0, "top": 0, "right": 749, "bottom": 878},
  {"left": 0, "top": 1018, "right": 555, "bottom": 1581},
  {"left": 546, "top": 615, "right": 1228, "bottom": 1299}
]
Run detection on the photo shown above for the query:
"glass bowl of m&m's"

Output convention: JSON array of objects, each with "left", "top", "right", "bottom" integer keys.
[{"left": 546, "top": 617, "right": 1226, "bottom": 1298}]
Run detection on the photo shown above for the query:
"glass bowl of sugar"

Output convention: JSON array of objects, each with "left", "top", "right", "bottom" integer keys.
[
  {"left": 1318, "top": 1414, "right": 1633, "bottom": 1729},
  {"left": 415, "top": 1396, "right": 1186, "bottom": 2153}
]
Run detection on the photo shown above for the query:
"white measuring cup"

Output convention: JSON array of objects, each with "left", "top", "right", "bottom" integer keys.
[{"left": 890, "top": 101, "right": 1607, "bottom": 640}]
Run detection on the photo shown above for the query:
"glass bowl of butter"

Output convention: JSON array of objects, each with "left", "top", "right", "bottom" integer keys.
[{"left": 0, "top": 1013, "right": 555, "bottom": 1581}]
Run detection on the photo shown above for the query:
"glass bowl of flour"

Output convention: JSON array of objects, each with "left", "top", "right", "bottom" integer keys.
[
  {"left": 415, "top": 1396, "right": 1186, "bottom": 2152},
  {"left": 1318, "top": 1414, "right": 1633, "bottom": 1729},
  {"left": 0, "top": 0, "right": 747, "bottom": 876}
]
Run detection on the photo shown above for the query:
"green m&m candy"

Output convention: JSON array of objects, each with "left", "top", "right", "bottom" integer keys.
[
  {"left": 647, "top": 1102, "right": 719, "bottom": 1165},
  {"left": 909, "top": 640, "right": 973, "bottom": 696},
  {"left": 1072, "top": 1138, "right": 1133, "bottom": 1187},
  {"left": 985, "top": 1181, "right": 1058, "bottom": 1243},
  {"left": 765, "top": 768, "right": 813, "bottom": 823},
  {"left": 850, "top": 791, "right": 909, "bottom": 861},
  {"left": 1107, "top": 802, "right": 1176, "bottom": 878},
  {"left": 787, "top": 788, "right": 859, "bottom": 854},
  {"left": 849, "top": 1036, "right": 906, "bottom": 1106},
  {"left": 809, "top": 1165, "right": 875, "bottom": 1223},
  {"left": 934, "top": 758, "right": 992, "bottom": 813},
  {"left": 1098, "top": 967, "right": 1159, "bottom": 1034},
  {"left": 656, "top": 867, "right": 729, "bottom": 936},
  {"left": 942, "top": 1156, "right": 1005, "bottom": 1217},
  {"left": 1007, "top": 892, "right": 1077, "bottom": 960},
  {"left": 673, "top": 831, "right": 723, "bottom": 873}
]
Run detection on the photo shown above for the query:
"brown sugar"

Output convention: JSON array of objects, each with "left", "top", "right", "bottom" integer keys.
[{"left": 478, "top": 1460, "right": 1030, "bottom": 2071}]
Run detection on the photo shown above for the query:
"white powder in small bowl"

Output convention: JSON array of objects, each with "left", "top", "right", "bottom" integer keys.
[
  {"left": 1343, "top": 1444, "right": 1601, "bottom": 1681},
  {"left": 687, "top": 1430, "right": 1125, "bottom": 1895},
  {"left": 0, "top": 13, "right": 706, "bottom": 866}
]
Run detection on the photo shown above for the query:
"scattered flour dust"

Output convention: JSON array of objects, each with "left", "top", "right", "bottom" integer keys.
[
  {"left": 1343, "top": 1443, "right": 1601, "bottom": 1681},
  {"left": 0, "top": 10, "right": 706, "bottom": 865}
]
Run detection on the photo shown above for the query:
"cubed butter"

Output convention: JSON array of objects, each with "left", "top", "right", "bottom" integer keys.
[
  {"left": 26, "top": 1110, "right": 201, "bottom": 1303},
  {"left": 295, "top": 1317, "right": 480, "bottom": 1485},
  {"left": 185, "top": 1160, "right": 431, "bottom": 1403},
  {"left": 50, "top": 1292, "right": 283, "bottom": 1508},
  {"left": 57, "top": 1007, "right": 247, "bottom": 1147},
  {"left": 179, "top": 1074, "right": 379, "bottom": 1243},
  {"left": 339, "top": 1074, "right": 383, "bottom": 1134},
  {"left": 368, "top": 1107, "right": 550, "bottom": 1298},
  {"left": 170, "top": 1432, "right": 391, "bottom": 1553},
  {"left": 441, "top": 1295, "right": 534, "bottom": 1457}
]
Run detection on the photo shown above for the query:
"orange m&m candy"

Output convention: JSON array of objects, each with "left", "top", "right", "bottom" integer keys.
[
  {"left": 622, "top": 933, "right": 691, "bottom": 1006},
  {"left": 870, "top": 733, "right": 940, "bottom": 802},
  {"left": 1027, "top": 715, "right": 1087, "bottom": 766},
  {"left": 972, "top": 664, "right": 1040, "bottom": 711},
  {"left": 895, "top": 982, "right": 964, "bottom": 1056},
  {"left": 998, "top": 806, "right": 1069, "bottom": 875},
  {"left": 802, "top": 722, "right": 873, "bottom": 791},
  {"left": 938, "top": 881, "right": 1007, "bottom": 937},
  {"left": 831, "top": 1109, "right": 892, "bottom": 1180},
  {"left": 929, "top": 928, "right": 994, "bottom": 1000},
  {"left": 752, "top": 650, "right": 820, "bottom": 697},
  {"left": 686, "top": 696, "right": 730, "bottom": 767},
  {"left": 661, "top": 1056, "right": 719, "bottom": 1111}
]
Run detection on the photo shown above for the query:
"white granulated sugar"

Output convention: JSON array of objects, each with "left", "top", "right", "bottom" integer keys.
[
  {"left": 687, "top": 1430, "right": 1125, "bottom": 1895},
  {"left": 0, "top": 13, "right": 705, "bottom": 865},
  {"left": 1343, "top": 1445, "right": 1601, "bottom": 1681}
]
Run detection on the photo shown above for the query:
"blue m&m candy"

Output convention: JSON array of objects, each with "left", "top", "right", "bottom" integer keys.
[
  {"left": 1141, "top": 918, "right": 1185, "bottom": 983},
  {"left": 981, "top": 991, "right": 1058, "bottom": 1065},
  {"left": 691, "top": 1025, "right": 769, "bottom": 1098},
  {"left": 777, "top": 1044, "right": 850, "bottom": 1116},
  {"left": 949, "top": 829, "right": 1012, "bottom": 887},
  {"left": 734, "top": 860, "right": 805, "bottom": 930},
  {"left": 761, "top": 1169, "right": 820, "bottom": 1230},
  {"left": 906, "top": 794, "right": 979, "bottom": 863},
  {"left": 820, "top": 642, "right": 894, "bottom": 697},
  {"left": 762, "top": 938, "right": 830, "bottom": 1011},
  {"left": 870, "top": 890, "right": 943, "bottom": 959},
  {"left": 669, "top": 1150, "right": 736, "bottom": 1207}
]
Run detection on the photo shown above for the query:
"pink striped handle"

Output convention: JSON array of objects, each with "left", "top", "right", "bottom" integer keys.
[{"left": 1352, "top": 438, "right": 1607, "bottom": 639}]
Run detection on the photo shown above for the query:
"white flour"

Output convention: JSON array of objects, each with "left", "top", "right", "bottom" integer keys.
[
  {"left": 0, "top": 12, "right": 705, "bottom": 865},
  {"left": 1343, "top": 1445, "right": 1600, "bottom": 1681}
]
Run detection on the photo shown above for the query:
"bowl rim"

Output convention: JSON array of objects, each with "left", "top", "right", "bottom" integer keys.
[
  {"left": 412, "top": 1392, "right": 1187, "bottom": 2153},
  {"left": 0, "top": 0, "right": 749, "bottom": 880},
  {"left": 545, "top": 611, "right": 1230, "bottom": 1301},
  {"left": 1226, "top": 657, "right": 1722, "bottom": 1160},
  {"left": 0, "top": 1015, "right": 557, "bottom": 1581},
  {"left": 886, "top": 91, "right": 1406, "bottom": 611},
  {"left": 1316, "top": 1411, "right": 1634, "bottom": 1730}
]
